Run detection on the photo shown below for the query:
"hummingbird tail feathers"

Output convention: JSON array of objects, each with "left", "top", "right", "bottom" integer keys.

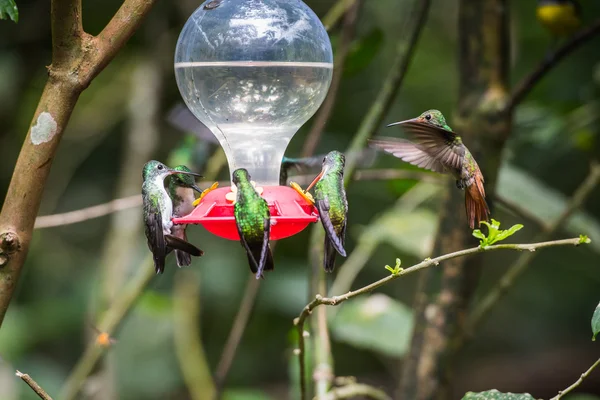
[
  {"left": 165, "top": 234, "right": 204, "bottom": 257},
  {"left": 465, "top": 176, "right": 490, "bottom": 229},
  {"left": 247, "top": 245, "right": 274, "bottom": 279},
  {"left": 174, "top": 230, "right": 193, "bottom": 267}
]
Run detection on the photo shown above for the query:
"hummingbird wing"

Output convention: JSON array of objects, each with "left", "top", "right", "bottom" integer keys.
[
  {"left": 315, "top": 197, "right": 347, "bottom": 258},
  {"left": 394, "top": 121, "right": 465, "bottom": 170},
  {"left": 370, "top": 137, "right": 447, "bottom": 173},
  {"left": 166, "top": 103, "right": 219, "bottom": 144},
  {"left": 145, "top": 208, "right": 166, "bottom": 274},
  {"left": 256, "top": 217, "right": 274, "bottom": 279},
  {"left": 235, "top": 219, "right": 260, "bottom": 274}
]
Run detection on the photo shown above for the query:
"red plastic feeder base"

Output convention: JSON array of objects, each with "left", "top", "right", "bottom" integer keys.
[{"left": 172, "top": 186, "right": 318, "bottom": 240}]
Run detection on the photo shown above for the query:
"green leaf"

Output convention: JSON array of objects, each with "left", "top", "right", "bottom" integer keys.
[
  {"left": 579, "top": 234, "right": 591, "bottom": 244},
  {"left": 343, "top": 28, "right": 384, "bottom": 77},
  {"left": 0, "top": 0, "right": 18, "bottom": 22},
  {"left": 384, "top": 258, "right": 402, "bottom": 275},
  {"left": 330, "top": 294, "right": 413, "bottom": 357},
  {"left": 494, "top": 224, "right": 524, "bottom": 242},
  {"left": 592, "top": 301, "right": 600, "bottom": 341},
  {"left": 472, "top": 230, "right": 486, "bottom": 241},
  {"left": 462, "top": 389, "right": 536, "bottom": 400}
]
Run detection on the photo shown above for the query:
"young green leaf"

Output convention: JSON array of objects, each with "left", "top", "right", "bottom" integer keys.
[
  {"left": 494, "top": 224, "right": 524, "bottom": 242},
  {"left": 472, "top": 229, "right": 486, "bottom": 241},
  {"left": 0, "top": 0, "right": 18, "bottom": 23},
  {"left": 580, "top": 234, "right": 591, "bottom": 244},
  {"left": 462, "top": 389, "right": 535, "bottom": 400},
  {"left": 384, "top": 258, "right": 402, "bottom": 275},
  {"left": 592, "top": 301, "right": 600, "bottom": 341}
]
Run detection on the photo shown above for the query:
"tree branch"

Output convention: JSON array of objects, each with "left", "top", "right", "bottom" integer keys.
[
  {"left": 295, "top": 237, "right": 587, "bottom": 399},
  {"left": 51, "top": 0, "right": 83, "bottom": 67},
  {"left": 466, "top": 161, "right": 600, "bottom": 336},
  {"left": 0, "top": 0, "right": 157, "bottom": 328},
  {"left": 321, "top": 382, "right": 391, "bottom": 400},
  {"left": 550, "top": 357, "right": 600, "bottom": 400},
  {"left": 16, "top": 370, "right": 54, "bottom": 400},
  {"left": 301, "top": 0, "right": 362, "bottom": 157},
  {"left": 505, "top": 18, "right": 600, "bottom": 114},
  {"left": 344, "top": 0, "right": 431, "bottom": 184}
]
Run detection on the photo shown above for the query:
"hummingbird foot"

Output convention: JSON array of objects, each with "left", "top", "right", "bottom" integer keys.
[
  {"left": 226, "top": 181, "right": 264, "bottom": 203},
  {"left": 290, "top": 181, "right": 315, "bottom": 205},
  {"left": 193, "top": 182, "right": 219, "bottom": 207}
]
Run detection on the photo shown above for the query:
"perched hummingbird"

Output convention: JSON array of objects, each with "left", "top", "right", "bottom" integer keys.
[
  {"left": 369, "top": 110, "right": 490, "bottom": 229},
  {"left": 142, "top": 160, "right": 204, "bottom": 274},
  {"left": 537, "top": 0, "right": 581, "bottom": 39},
  {"left": 167, "top": 165, "right": 204, "bottom": 267},
  {"left": 232, "top": 168, "right": 274, "bottom": 279},
  {"left": 305, "top": 151, "right": 348, "bottom": 272},
  {"left": 280, "top": 150, "right": 377, "bottom": 186}
]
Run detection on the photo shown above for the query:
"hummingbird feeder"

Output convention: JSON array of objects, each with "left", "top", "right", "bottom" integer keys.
[{"left": 172, "top": 0, "right": 333, "bottom": 240}]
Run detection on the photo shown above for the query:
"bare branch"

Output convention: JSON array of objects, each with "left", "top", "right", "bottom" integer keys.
[
  {"left": 321, "top": 382, "right": 392, "bottom": 400},
  {"left": 467, "top": 162, "right": 600, "bottom": 336},
  {"left": 16, "top": 370, "right": 53, "bottom": 400},
  {"left": 302, "top": 0, "right": 362, "bottom": 157},
  {"left": 51, "top": 0, "right": 83, "bottom": 67},
  {"left": 343, "top": 0, "right": 431, "bottom": 184},
  {"left": 550, "top": 358, "right": 600, "bottom": 400},
  {"left": 0, "top": 0, "right": 158, "bottom": 327},
  {"left": 506, "top": 19, "right": 600, "bottom": 114},
  {"left": 295, "top": 237, "right": 588, "bottom": 400}
]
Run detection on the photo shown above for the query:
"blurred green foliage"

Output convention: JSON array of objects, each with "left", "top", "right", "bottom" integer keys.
[{"left": 0, "top": 0, "right": 599, "bottom": 399}]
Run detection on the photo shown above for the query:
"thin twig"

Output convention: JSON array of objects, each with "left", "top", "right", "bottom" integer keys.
[
  {"left": 33, "top": 170, "right": 437, "bottom": 229},
  {"left": 295, "top": 237, "right": 587, "bottom": 400},
  {"left": 322, "top": 0, "right": 356, "bottom": 31},
  {"left": 59, "top": 256, "right": 155, "bottom": 400},
  {"left": 302, "top": 0, "right": 362, "bottom": 157},
  {"left": 214, "top": 276, "right": 261, "bottom": 395},
  {"left": 0, "top": 0, "right": 157, "bottom": 327},
  {"left": 343, "top": 0, "right": 431, "bottom": 184},
  {"left": 16, "top": 370, "right": 54, "bottom": 400},
  {"left": 320, "top": 383, "right": 391, "bottom": 400},
  {"left": 549, "top": 358, "right": 600, "bottom": 400},
  {"left": 174, "top": 270, "right": 215, "bottom": 400},
  {"left": 467, "top": 162, "right": 600, "bottom": 334},
  {"left": 296, "top": 2, "right": 432, "bottom": 398},
  {"left": 506, "top": 18, "right": 600, "bottom": 114}
]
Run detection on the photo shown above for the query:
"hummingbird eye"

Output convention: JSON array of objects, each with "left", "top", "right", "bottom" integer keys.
[
  {"left": 425, "top": 114, "right": 432, "bottom": 121},
  {"left": 157, "top": 164, "right": 164, "bottom": 170}
]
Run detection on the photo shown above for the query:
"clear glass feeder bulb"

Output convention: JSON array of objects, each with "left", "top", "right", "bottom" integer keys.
[{"left": 174, "top": 0, "right": 333, "bottom": 186}]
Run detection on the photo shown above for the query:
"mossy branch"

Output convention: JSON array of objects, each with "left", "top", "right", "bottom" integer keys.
[{"left": 0, "top": 0, "right": 157, "bottom": 328}]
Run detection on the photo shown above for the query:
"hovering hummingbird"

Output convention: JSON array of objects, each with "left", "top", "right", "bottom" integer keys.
[
  {"left": 232, "top": 168, "right": 274, "bottom": 279},
  {"left": 305, "top": 151, "right": 348, "bottom": 272},
  {"left": 168, "top": 165, "right": 204, "bottom": 267},
  {"left": 369, "top": 110, "right": 490, "bottom": 229},
  {"left": 142, "top": 160, "right": 204, "bottom": 274}
]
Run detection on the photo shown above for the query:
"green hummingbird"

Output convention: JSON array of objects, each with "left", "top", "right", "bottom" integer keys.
[
  {"left": 305, "top": 151, "right": 348, "bottom": 272},
  {"left": 369, "top": 109, "right": 490, "bottom": 229},
  {"left": 167, "top": 165, "right": 204, "bottom": 267},
  {"left": 232, "top": 168, "right": 274, "bottom": 279},
  {"left": 142, "top": 160, "right": 204, "bottom": 274}
]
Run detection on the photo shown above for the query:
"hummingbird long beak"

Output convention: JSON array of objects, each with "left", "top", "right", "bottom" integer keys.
[
  {"left": 190, "top": 184, "right": 203, "bottom": 193},
  {"left": 306, "top": 169, "right": 325, "bottom": 192},
  {"left": 168, "top": 169, "right": 204, "bottom": 178},
  {"left": 386, "top": 117, "right": 420, "bottom": 127}
]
